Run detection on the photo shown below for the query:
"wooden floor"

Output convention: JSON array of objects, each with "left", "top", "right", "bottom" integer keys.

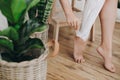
[{"left": 47, "top": 18, "right": 120, "bottom": 80}]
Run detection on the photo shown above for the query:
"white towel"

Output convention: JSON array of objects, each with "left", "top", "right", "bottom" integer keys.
[{"left": 76, "top": 0, "right": 105, "bottom": 41}]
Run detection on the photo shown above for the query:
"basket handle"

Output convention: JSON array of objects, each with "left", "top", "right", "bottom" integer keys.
[{"left": 46, "top": 40, "right": 59, "bottom": 58}]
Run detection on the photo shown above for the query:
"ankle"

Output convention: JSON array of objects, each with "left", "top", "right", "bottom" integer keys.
[
  {"left": 100, "top": 44, "right": 112, "bottom": 52},
  {"left": 99, "top": 45, "right": 112, "bottom": 57}
]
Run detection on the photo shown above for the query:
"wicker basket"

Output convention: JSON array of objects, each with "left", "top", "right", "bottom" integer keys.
[
  {"left": 0, "top": 26, "right": 49, "bottom": 80},
  {"left": 0, "top": 49, "right": 48, "bottom": 80}
]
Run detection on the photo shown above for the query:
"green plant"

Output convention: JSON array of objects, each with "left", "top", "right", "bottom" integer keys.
[{"left": 0, "top": 0, "right": 53, "bottom": 62}]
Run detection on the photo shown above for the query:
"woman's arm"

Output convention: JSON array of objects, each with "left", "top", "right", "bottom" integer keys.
[
  {"left": 59, "top": 0, "right": 74, "bottom": 17},
  {"left": 59, "top": 0, "right": 80, "bottom": 30}
]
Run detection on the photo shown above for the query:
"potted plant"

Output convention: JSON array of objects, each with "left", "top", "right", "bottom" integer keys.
[{"left": 0, "top": 0, "right": 58, "bottom": 80}]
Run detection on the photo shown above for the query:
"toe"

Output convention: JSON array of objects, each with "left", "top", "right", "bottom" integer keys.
[
  {"left": 74, "top": 57, "right": 85, "bottom": 63},
  {"left": 77, "top": 59, "right": 80, "bottom": 63},
  {"left": 74, "top": 57, "right": 79, "bottom": 63},
  {"left": 79, "top": 56, "right": 85, "bottom": 63},
  {"left": 80, "top": 58, "right": 85, "bottom": 63},
  {"left": 74, "top": 57, "right": 81, "bottom": 63},
  {"left": 74, "top": 56, "right": 78, "bottom": 62},
  {"left": 76, "top": 57, "right": 81, "bottom": 63},
  {"left": 104, "top": 64, "right": 116, "bottom": 73},
  {"left": 109, "top": 66, "right": 116, "bottom": 73},
  {"left": 110, "top": 65, "right": 116, "bottom": 73}
]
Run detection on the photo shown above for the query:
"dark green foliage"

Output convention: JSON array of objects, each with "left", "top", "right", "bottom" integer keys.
[
  {"left": 0, "top": 0, "right": 53, "bottom": 62},
  {"left": 0, "top": 37, "right": 14, "bottom": 51},
  {"left": 28, "top": 0, "right": 53, "bottom": 23},
  {"left": 0, "top": 20, "right": 46, "bottom": 62},
  {"left": 0, "top": 27, "right": 19, "bottom": 41},
  {"left": 0, "top": 0, "right": 26, "bottom": 25}
]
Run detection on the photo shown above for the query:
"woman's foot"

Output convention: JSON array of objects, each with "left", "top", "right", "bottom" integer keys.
[
  {"left": 73, "top": 37, "right": 86, "bottom": 63},
  {"left": 97, "top": 46, "right": 116, "bottom": 73}
]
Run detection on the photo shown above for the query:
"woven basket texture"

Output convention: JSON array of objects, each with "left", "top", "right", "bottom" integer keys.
[{"left": 0, "top": 27, "right": 49, "bottom": 80}]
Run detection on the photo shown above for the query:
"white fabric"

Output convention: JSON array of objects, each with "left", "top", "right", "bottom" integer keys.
[
  {"left": 76, "top": 0, "right": 105, "bottom": 41},
  {"left": 74, "top": 0, "right": 85, "bottom": 11},
  {"left": 0, "top": 11, "right": 8, "bottom": 31}
]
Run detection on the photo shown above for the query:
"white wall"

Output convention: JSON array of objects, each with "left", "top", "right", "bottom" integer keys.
[
  {"left": 116, "top": 9, "right": 120, "bottom": 22},
  {"left": 0, "top": 11, "right": 8, "bottom": 30}
]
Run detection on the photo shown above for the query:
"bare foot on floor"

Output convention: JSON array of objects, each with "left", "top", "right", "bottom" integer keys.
[
  {"left": 97, "top": 46, "right": 116, "bottom": 73},
  {"left": 73, "top": 37, "right": 86, "bottom": 63}
]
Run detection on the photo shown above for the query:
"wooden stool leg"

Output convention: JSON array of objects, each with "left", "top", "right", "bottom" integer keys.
[
  {"left": 90, "top": 24, "right": 95, "bottom": 42},
  {"left": 53, "top": 24, "right": 60, "bottom": 41}
]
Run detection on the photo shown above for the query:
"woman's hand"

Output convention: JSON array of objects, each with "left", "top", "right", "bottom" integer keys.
[
  {"left": 59, "top": 0, "right": 81, "bottom": 30},
  {"left": 66, "top": 13, "right": 81, "bottom": 30}
]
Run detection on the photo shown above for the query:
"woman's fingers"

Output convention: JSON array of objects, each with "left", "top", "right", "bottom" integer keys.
[
  {"left": 67, "top": 17, "right": 80, "bottom": 30},
  {"left": 67, "top": 19, "right": 74, "bottom": 28},
  {"left": 76, "top": 20, "right": 80, "bottom": 30},
  {"left": 73, "top": 19, "right": 80, "bottom": 30}
]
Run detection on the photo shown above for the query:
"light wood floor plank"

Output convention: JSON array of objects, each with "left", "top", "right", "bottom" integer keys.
[{"left": 47, "top": 19, "right": 120, "bottom": 80}]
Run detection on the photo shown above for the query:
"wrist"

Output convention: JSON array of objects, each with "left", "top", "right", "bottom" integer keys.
[{"left": 66, "top": 12, "right": 74, "bottom": 18}]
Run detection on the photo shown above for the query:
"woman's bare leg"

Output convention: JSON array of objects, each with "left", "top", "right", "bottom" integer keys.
[
  {"left": 97, "top": 0, "right": 118, "bottom": 72},
  {"left": 59, "top": 0, "right": 85, "bottom": 63},
  {"left": 74, "top": 0, "right": 105, "bottom": 63}
]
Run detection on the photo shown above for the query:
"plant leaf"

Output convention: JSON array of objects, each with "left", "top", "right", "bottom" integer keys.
[
  {"left": 0, "top": 37, "right": 14, "bottom": 51},
  {"left": 25, "top": 38, "right": 45, "bottom": 49},
  {"left": 0, "top": 27, "right": 19, "bottom": 41},
  {"left": 1, "top": 52, "right": 13, "bottom": 62},
  {"left": 17, "top": 38, "right": 45, "bottom": 57},
  {"left": 0, "top": 0, "right": 27, "bottom": 24},
  {"left": 30, "top": 24, "right": 47, "bottom": 34},
  {"left": 28, "top": 0, "right": 53, "bottom": 23},
  {"left": 19, "top": 20, "right": 47, "bottom": 38},
  {"left": 26, "top": 0, "right": 40, "bottom": 10}
]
